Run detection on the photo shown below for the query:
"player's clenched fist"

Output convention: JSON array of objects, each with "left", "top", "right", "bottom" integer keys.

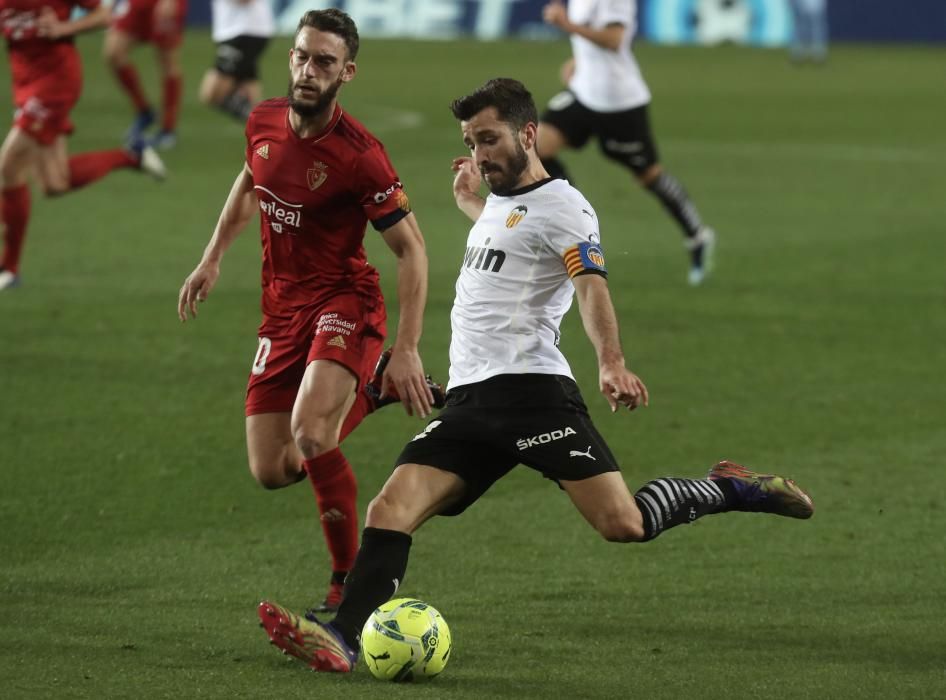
[
  {"left": 600, "top": 366, "right": 649, "bottom": 413},
  {"left": 451, "top": 157, "right": 480, "bottom": 197}
]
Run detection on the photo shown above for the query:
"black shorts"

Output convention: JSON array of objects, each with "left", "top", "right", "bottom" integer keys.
[
  {"left": 540, "top": 91, "right": 660, "bottom": 175},
  {"left": 394, "top": 374, "right": 620, "bottom": 516},
  {"left": 213, "top": 35, "right": 269, "bottom": 81}
]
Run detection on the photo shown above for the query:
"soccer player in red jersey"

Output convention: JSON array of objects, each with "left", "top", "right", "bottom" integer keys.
[
  {"left": 0, "top": 0, "right": 167, "bottom": 290},
  {"left": 177, "top": 9, "right": 438, "bottom": 613},
  {"left": 104, "top": 0, "right": 187, "bottom": 148}
]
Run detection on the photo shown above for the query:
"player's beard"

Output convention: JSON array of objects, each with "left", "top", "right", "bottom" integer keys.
[
  {"left": 481, "top": 139, "right": 530, "bottom": 196},
  {"left": 287, "top": 76, "right": 343, "bottom": 120}
]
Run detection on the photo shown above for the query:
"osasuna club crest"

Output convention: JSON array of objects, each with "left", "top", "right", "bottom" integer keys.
[{"left": 307, "top": 161, "right": 328, "bottom": 190}]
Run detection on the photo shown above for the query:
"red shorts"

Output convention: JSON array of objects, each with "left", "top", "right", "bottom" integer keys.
[
  {"left": 111, "top": 0, "right": 188, "bottom": 49},
  {"left": 12, "top": 56, "right": 81, "bottom": 145},
  {"left": 245, "top": 294, "right": 387, "bottom": 416}
]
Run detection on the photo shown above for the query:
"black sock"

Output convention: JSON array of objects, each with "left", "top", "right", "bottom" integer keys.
[
  {"left": 646, "top": 171, "right": 704, "bottom": 239},
  {"left": 218, "top": 91, "right": 253, "bottom": 122},
  {"left": 331, "top": 527, "right": 412, "bottom": 650},
  {"left": 542, "top": 156, "right": 574, "bottom": 184},
  {"left": 634, "top": 477, "right": 736, "bottom": 541}
]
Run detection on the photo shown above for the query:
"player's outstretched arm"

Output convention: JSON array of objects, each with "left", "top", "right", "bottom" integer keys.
[
  {"left": 572, "top": 274, "right": 649, "bottom": 412},
  {"left": 379, "top": 213, "right": 434, "bottom": 417},
  {"left": 451, "top": 157, "right": 485, "bottom": 222},
  {"left": 542, "top": 1, "right": 624, "bottom": 51},
  {"left": 36, "top": 4, "right": 109, "bottom": 39},
  {"left": 178, "top": 165, "right": 257, "bottom": 322}
]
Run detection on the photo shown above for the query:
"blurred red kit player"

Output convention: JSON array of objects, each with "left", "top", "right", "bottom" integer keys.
[
  {"left": 112, "top": 0, "right": 186, "bottom": 47},
  {"left": 0, "top": 0, "right": 165, "bottom": 290},
  {"left": 105, "top": 0, "right": 187, "bottom": 148},
  {"left": 178, "top": 9, "right": 441, "bottom": 614}
]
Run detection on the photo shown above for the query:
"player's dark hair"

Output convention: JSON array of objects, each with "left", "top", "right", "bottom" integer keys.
[
  {"left": 295, "top": 9, "right": 360, "bottom": 60},
  {"left": 450, "top": 78, "right": 538, "bottom": 131}
]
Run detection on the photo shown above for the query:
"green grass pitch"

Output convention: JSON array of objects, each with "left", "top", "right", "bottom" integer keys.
[{"left": 1, "top": 33, "right": 944, "bottom": 699}]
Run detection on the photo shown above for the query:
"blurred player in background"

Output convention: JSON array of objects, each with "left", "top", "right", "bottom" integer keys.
[
  {"left": 104, "top": 0, "right": 187, "bottom": 149},
  {"left": 539, "top": 0, "right": 716, "bottom": 286},
  {"left": 199, "top": 0, "right": 274, "bottom": 122},
  {"left": 255, "top": 78, "right": 813, "bottom": 673},
  {"left": 0, "top": 0, "right": 166, "bottom": 291},
  {"left": 789, "top": 0, "right": 828, "bottom": 63},
  {"left": 178, "top": 9, "right": 442, "bottom": 614}
]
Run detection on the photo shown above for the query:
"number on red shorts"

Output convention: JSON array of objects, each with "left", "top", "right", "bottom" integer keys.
[{"left": 251, "top": 337, "right": 272, "bottom": 376}]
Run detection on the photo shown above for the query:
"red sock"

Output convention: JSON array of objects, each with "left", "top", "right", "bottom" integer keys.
[
  {"left": 1, "top": 185, "right": 31, "bottom": 274},
  {"left": 339, "top": 391, "right": 374, "bottom": 443},
  {"left": 115, "top": 64, "right": 150, "bottom": 113},
  {"left": 68, "top": 150, "right": 138, "bottom": 191},
  {"left": 304, "top": 448, "right": 359, "bottom": 573},
  {"left": 162, "top": 74, "right": 182, "bottom": 131}
]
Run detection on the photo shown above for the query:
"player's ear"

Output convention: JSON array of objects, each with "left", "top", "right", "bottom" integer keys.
[
  {"left": 341, "top": 61, "right": 357, "bottom": 83},
  {"left": 520, "top": 122, "right": 538, "bottom": 152}
]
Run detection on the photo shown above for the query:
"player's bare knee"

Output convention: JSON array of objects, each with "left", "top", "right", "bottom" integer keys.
[
  {"left": 291, "top": 420, "right": 337, "bottom": 460},
  {"left": 636, "top": 163, "right": 662, "bottom": 187},
  {"left": 292, "top": 431, "right": 329, "bottom": 460},
  {"left": 251, "top": 463, "right": 300, "bottom": 490},
  {"left": 197, "top": 81, "right": 215, "bottom": 106},
  {"left": 597, "top": 512, "right": 645, "bottom": 543},
  {"left": 365, "top": 491, "right": 409, "bottom": 530},
  {"left": 247, "top": 452, "right": 300, "bottom": 489},
  {"left": 104, "top": 46, "right": 125, "bottom": 69}
]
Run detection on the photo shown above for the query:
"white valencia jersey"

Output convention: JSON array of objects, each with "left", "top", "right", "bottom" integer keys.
[
  {"left": 212, "top": 0, "right": 275, "bottom": 42},
  {"left": 568, "top": 0, "right": 651, "bottom": 112},
  {"left": 448, "top": 178, "right": 608, "bottom": 390}
]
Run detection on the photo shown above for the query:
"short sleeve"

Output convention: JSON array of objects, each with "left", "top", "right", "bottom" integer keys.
[
  {"left": 355, "top": 144, "right": 411, "bottom": 232},
  {"left": 599, "top": 0, "right": 632, "bottom": 26},
  {"left": 545, "top": 200, "right": 608, "bottom": 279}
]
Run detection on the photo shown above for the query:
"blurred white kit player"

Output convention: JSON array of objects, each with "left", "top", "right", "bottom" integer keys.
[
  {"left": 539, "top": 0, "right": 716, "bottom": 285},
  {"left": 199, "top": 0, "right": 275, "bottom": 121},
  {"left": 789, "top": 0, "right": 828, "bottom": 63}
]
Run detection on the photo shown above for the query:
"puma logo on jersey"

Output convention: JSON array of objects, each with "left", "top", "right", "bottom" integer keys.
[
  {"left": 255, "top": 144, "right": 269, "bottom": 159},
  {"left": 569, "top": 446, "right": 595, "bottom": 460},
  {"left": 463, "top": 237, "right": 506, "bottom": 273},
  {"left": 327, "top": 335, "right": 347, "bottom": 349},
  {"left": 517, "top": 426, "right": 577, "bottom": 450}
]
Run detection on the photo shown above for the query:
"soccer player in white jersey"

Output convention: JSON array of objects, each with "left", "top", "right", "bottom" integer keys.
[
  {"left": 539, "top": 0, "right": 716, "bottom": 285},
  {"left": 789, "top": 0, "right": 828, "bottom": 64},
  {"left": 198, "top": 0, "right": 274, "bottom": 122},
  {"left": 255, "top": 78, "right": 813, "bottom": 673}
]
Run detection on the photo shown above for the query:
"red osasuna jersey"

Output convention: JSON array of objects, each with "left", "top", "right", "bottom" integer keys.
[
  {"left": 245, "top": 98, "right": 411, "bottom": 319},
  {"left": 1, "top": 0, "right": 98, "bottom": 84}
]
